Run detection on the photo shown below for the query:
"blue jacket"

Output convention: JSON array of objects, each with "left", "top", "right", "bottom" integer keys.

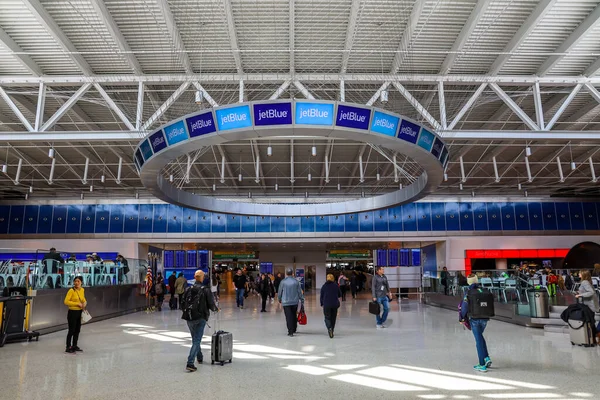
[
  {"left": 278, "top": 276, "right": 304, "bottom": 306},
  {"left": 320, "top": 281, "right": 342, "bottom": 308},
  {"left": 460, "top": 283, "right": 480, "bottom": 320}
]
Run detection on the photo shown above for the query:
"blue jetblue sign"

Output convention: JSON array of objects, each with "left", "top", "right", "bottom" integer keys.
[
  {"left": 186, "top": 111, "right": 216, "bottom": 138},
  {"left": 140, "top": 139, "right": 153, "bottom": 161},
  {"left": 295, "top": 102, "right": 334, "bottom": 126},
  {"left": 336, "top": 105, "right": 371, "bottom": 130},
  {"left": 164, "top": 121, "right": 189, "bottom": 146},
  {"left": 417, "top": 128, "right": 435, "bottom": 152},
  {"left": 440, "top": 146, "right": 449, "bottom": 166},
  {"left": 135, "top": 149, "right": 144, "bottom": 168},
  {"left": 149, "top": 130, "right": 167, "bottom": 153},
  {"left": 397, "top": 119, "right": 421, "bottom": 144},
  {"left": 215, "top": 105, "right": 252, "bottom": 131},
  {"left": 370, "top": 111, "right": 399, "bottom": 136},
  {"left": 431, "top": 137, "right": 443, "bottom": 159},
  {"left": 254, "top": 103, "right": 292, "bottom": 126}
]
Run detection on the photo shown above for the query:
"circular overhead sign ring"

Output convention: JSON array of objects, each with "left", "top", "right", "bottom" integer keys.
[{"left": 135, "top": 100, "right": 449, "bottom": 216}]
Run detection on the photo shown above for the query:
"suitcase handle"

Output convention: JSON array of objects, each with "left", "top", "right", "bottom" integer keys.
[{"left": 567, "top": 321, "right": 585, "bottom": 330}]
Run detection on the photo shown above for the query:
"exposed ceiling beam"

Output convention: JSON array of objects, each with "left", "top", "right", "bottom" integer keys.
[
  {"left": 545, "top": 84, "right": 583, "bottom": 130},
  {"left": 0, "top": 26, "right": 42, "bottom": 76},
  {"left": 222, "top": 0, "right": 243, "bottom": 74},
  {"left": 489, "top": 0, "right": 557, "bottom": 75},
  {"left": 0, "top": 87, "right": 34, "bottom": 132},
  {"left": 489, "top": 83, "right": 539, "bottom": 130},
  {"left": 318, "top": 140, "right": 333, "bottom": 191},
  {"left": 94, "top": 83, "right": 135, "bottom": 131},
  {"left": 347, "top": 144, "right": 367, "bottom": 187},
  {"left": 537, "top": 3, "right": 600, "bottom": 76},
  {"left": 155, "top": 0, "right": 193, "bottom": 74},
  {"left": 216, "top": 145, "right": 238, "bottom": 188},
  {"left": 340, "top": 0, "right": 361, "bottom": 74},
  {"left": 40, "top": 83, "right": 92, "bottom": 132},
  {"left": 391, "top": 82, "right": 441, "bottom": 130},
  {"left": 23, "top": 0, "right": 93, "bottom": 75},
  {"left": 439, "top": 0, "right": 493, "bottom": 74},
  {"left": 142, "top": 82, "right": 190, "bottom": 131}
]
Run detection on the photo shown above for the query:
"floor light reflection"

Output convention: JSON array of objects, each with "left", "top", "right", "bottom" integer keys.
[
  {"left": 330, "top": 374, "right": 429, "bottom": 392},
  {"left": 284, "top": 365, "right": 335, "bottom": 375}
]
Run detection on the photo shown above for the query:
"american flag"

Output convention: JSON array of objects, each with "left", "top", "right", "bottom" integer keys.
[{"left": 145, "top": 267, "right": 153, "bottom": 297}]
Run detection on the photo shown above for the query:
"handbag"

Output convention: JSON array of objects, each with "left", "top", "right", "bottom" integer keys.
[
  {"left": 368, "top": 301, "right": 381, "bottom": 315},
  {"left": 297, "top": 304, "right": 307, "bottom": 325},
  {"left": 75, "top": 289, "right": 92, "bottom": 324}
]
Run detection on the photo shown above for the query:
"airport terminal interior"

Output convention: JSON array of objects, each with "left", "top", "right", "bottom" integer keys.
[{"left": 1, "top": 0, "right": 600, "bottom": 398}]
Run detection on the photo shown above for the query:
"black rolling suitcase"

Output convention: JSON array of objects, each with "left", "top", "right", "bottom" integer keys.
[
  {"left": 169, "top": 295, "right": 177, "bottom": 310},
  {"left": 211, "top": 312, "right": 233, "bottom": 366}
]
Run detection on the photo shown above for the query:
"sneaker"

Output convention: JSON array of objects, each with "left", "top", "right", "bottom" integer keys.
[
  {"left": 473, "top": 365, "right": 487, "bottom": 373},
  {"left": 240, "top": 306, "right": 244, "bottom": 310},
  {"left": 376, "top": 324, "right": 382, "bottom": 329},
  {"left": 197, "top": 357, "right": 203, "bottom": 364},
  {"left": 484, "top": 357, "right": 492, "bottom": 368},
  {"left": 287, "top": 333, "right": 294, "bottom": 337},
  {"left": 186, "top": 364, "right": 197, "bottom": 372},
  {"left": 328, "top": 329, "right": 334, "bottom": 339},
  {"left": 380, "top": 324, "right": 387, "bottom": 328},
  {"left": 65, "top": 346, "right": 75, "bottom": 353},
  {"left": 73, "top": 346, "right": 83, "bottom": 352}
]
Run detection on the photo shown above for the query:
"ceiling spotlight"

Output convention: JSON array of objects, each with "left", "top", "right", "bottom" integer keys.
[
  {"left": 89, "top": 185, "right": 94, "bottom": 192},
  {"left": 212, "top": 183, "right": 216, "bottom": 191},
  {"left": 194, "top": 90, "right": 203, "bottom": 104},
  {"left": 267, "top": 146, "right": 272, "bottom": 157},
  {"left": 248, "top": 192, "right": 252, "bottom": 199},
  {"left": 29, "top": 186, "right": 33, "bottom": 193},
  {"left": 305, "top": 191, "right": 309, "bottom": 198},
  {"left": 376, "top": 172, "right": 380, "bottom": 181},
  {"left": 135, "top": 192, "right": 139, "bottom": 199},
  {"left": 311, "top": 146, "right": 317, "bottom": 157},
  {"left": 524, "top": 190, "right": 528, "bottom": 197},
  {"left": 459, "top": 183, "right": 463, "bottom": 191},
  {"left": 361, "top": 191, "right": 365, "bottom": 198},
  {"left": 443, "top": 173, "right": 448, "bottom": 182},
  {"left": 169, "top": 174, "right": 174, "bottom": 183},
  {"left": 307, "top": 173, "right": 312, "bottom": 181},
  {"left": 275, "top": 183, "right": 279, "bottom": 191},
  {"left": 337, "top": 183, "right": 341, "bottom": 191},
  {"left": 238, "top": 173, "right": 243, "bottom": 182},
  {"left": 399, "top": 183, "right": 403, "bottom": 189},
  {"left": 48, "top": 148, "right": 55, "bottom": 158},
  {"left": 525, "top": 147, "right": 532, "bottom": 157},
  {"left": 518, "top": 183, "right": 522, "bottom": 190},
  {"left": 25, "top": 193, "right": 28, "bottom": 200},
  {"left": 101, "top": 175, "right": 105, "bottom": 183},
  {"left": 380, "top": 89, "right": 389, "bottom": 103},
  {"left": 471, "top": 191, "right": 475, "bottom": 197},
  {"left": 571, "top": 161, "right": 576, "bottom": 171},
  {"left": 80, "top": 193, "right": 84, "bottom": 200},
  {"left": 1, "top": 164, "right": 6, "bottom": 174}
]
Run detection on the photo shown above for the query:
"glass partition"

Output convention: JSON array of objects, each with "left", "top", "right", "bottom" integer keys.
[{"left": 0, "top": 248, "right": 147, "bottom": 291}]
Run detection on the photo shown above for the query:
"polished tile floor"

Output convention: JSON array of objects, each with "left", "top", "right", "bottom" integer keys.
[{"left": 1, "top": 291, "right": 599, "bottom": 400}]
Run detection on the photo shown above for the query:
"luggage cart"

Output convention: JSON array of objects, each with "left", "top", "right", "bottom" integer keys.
[{"left": 0, "top": 287, "right": 39, "bottom": 347}]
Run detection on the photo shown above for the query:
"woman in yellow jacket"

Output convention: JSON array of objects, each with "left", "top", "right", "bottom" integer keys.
[{"left": 64, "top": 276, "right": 87, "bottom": 353}]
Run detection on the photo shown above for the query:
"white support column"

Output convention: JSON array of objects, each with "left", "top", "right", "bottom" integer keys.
[
  {"left": 142, "top": 82, "right": 190, "bottom": 131},
  {"left": 525, "top": 157, "right": 533, "bottom": 182},
  {"left": 557, "top": 156, "right": 565, "bottom": 182},
  {"left": 489, "top": 83, "right": 539, "bottom": 131},
  {"left": 116, "top": 157, "right": 123, "bottom": 184},
  {"left": 82, "top": 157, "right": 89, "bottom": 184},
  {"left": 438, "top": 81, "right": 447, "bottom": 130},
  {"left": 459, "top": 156, "right": 466, "bottom": 182},
  {"left": 393, "top": 154, "right": 399, "bottom": 183},
  {"left": 293, "top": 81, "right": 315, "bottom": 99},
  {"left": 35, "top": 82, "right": 46, "bottom": 131},
  {"left": 40, "top": 83, "right": 92, "bottom": 132},
  {"left": 48, "top": 157, "right": 56, "bottom": 185},
  {"left": 136, "top": 82, "right": 144, "bottom": 131},
  {"left": 359, "top": 153, "right": 364, "bottom": 183},
  {"left": 324, "top": 153, "right": 330, "bottom": 183},
  {"left": 15, "top": 158, "right": 22, "bottom": 185},
  {"left": 492, "top": 156, "right": 499, "bottom": 182},
  {"left": 447, "top": 83, "right": 487, "bottom": 130},
  {"left": 590, "top": 157, "right": 597, "bottom": 183},
  {"left": 270, "top": 80, "right": 292, "bottom": 100},
  {"left": 239, "top": 79, "right": 244, "bottom": 103},
  {"left": 545, "top": 83, "right": 582, "bottom": 130},
  {"left": 533, "top": 81, "right": 545, "bottom": 130},
  {"left": 289, "top": 0, "right": 295, "bottom": 74},
  {"left": 391, "top": 82, "right": 441, "bottom": 130},
  {"left": 0, "top": 86, "right": 34, "bottom": 132},
  {"left": 290, "top": 139, "right": 295, "bottom": 183},
  {"left": 340, "top": 79, "right": 345, "bottom": 102},
  {"left": 255, "top": 154, "right": 260, "bottom": 184},
  {"left": 94, "top": 83, "right": 135, "bottom": 131},
  {"left": 220, "top": 156, "right": 225, "bottom": 184},
  {"left": 185, "top": 154, "right": 191, "bottom": 184}
]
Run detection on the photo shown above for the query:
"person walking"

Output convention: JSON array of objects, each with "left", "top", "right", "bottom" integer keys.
[
  {"left": 372, "top": 266, "right": 391, "bottom": 329},
  {"left": 182, "top": 270, "right": 218, "bottom": 372},
  {"left": 175, "top": 273, "right": 187, "bottom": 310},
  {"left": 350, "top": 272, "right": 358, "bottom": 299},
  {"left": 63, "top": 276, "right": 86, "bottom": 353},
  {"left": 576, "top": 271, "right": 599, "bottom": 312},
  {"left": 259, "top": 273, "right": 271, "bottom": 312},
  {"left": 210, "top": 274, "right": 219, "bottom": 307},
  {"left": 320, "top": 274, "right": 342, "bottom": 338},
  {"left": 233, "top": 269, "right": 248, "bottom": 309},
  {"left": 278, "top": 268, "right": 304, "bottom": 337},
  {"left": 274, "top": 273, "right": 282, "bottom": 294},
  {"left": 154, "top": 272, "right": 165, "bottom": 311},
  {"left": 168, "top": 272, "right": 178, "bottom": 309},
  {"left": 460, "top": 274, "right": 493, "bottom": 373},
  {"left": 338, "top": 273, "right": 348, "bottom": 301},
  {"left": 441, "top": 267, "right": 449, "bottom": 295}
]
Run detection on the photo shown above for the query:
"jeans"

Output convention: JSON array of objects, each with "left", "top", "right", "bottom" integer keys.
[
  {"left": 376, "top": 296, "right": 390, "bottom": 325},
  {"left": 470, "top": 318, "right": 489, "bottom": 366},
  {"left": 66, "top": 309, "right": 82, "bottom": 347},
  {"left": 323, "top": 306, "right": 338, "bottom": 331},
  {"left": 236, "top": 288, "right": 245, "bottom": 307},
  {"left": 340, "top": 286, "right": 347, "bottom": 301},
  {"left": 186, "top": 319, "right": 207, "bottom": 365},
  {"left": 283, "top": 304, "right": 298, "bottom": 335},
  {"left": 261, "top": 293, "right": 268, "bottom": 311}
]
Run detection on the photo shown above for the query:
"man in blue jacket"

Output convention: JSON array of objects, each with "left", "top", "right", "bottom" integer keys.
[
  {"left": 278, "top": 268, "right": 304, "bottom": 337},
  {"left": 460, "top": 274, "right": 492, "bottom": 373}
]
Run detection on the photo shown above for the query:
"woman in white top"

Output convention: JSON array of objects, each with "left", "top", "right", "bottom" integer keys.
[
  {"left": 210, "top": 274, "right": 219, "bottom": 306},
  {"left": 576, "top": 270, "right": 599, "bottom": 312}
]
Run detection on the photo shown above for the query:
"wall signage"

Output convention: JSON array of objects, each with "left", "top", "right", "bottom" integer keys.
[
  {"left": 431, "top": 137, "right": 443, "bottom": 159},
  {"left": 397, "top": 119, "right": 420, "bottom": 144},
  {"left": 186, "top": 111, "right": 216, "bottom": 138},
  {"left": 336, "top": 104, "right": 371, "bottom": 130},
  {"left": 253, "top": 103, "right": 293, "bottom": 126},
  {"left": 164, "top": 120, "right": 189, "bottom": 146},
  {"left": 417, "top": 128, "right": 435, "bottom": 152},
  {"left": 140, "top": 139, "right": 153, "bottom": 161},
  {"left": 149, "top": 130, "right": 167, "bottom": 153},
  {"left": 295, "top": 102, "right": 334, "bottom": 125},
  {"left": 370, "top": 111, "right": 399, "bottom": 136},
  {"left": 215, "top": 105, "right": 252, "bottom": 131}
]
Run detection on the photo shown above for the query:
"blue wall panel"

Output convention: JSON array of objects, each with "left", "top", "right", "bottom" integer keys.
[
  {"left": 528, "top": 203, "right": 543, "bottom": 231},
  {"left": 123, "top": 205, "right": 139, "bottom": 233},
  {"left": 302, "top": 216, "right": 315, "bottom": 232},
  {"left": 583, "top": 203, "right": 599, "bottom": 230},
  {"left": 167, "top": 205, "right": 183, "bottom": 233},
  {"left": 569, "top": 202, "right": 585, "bottom": 231},
  {"left": 94, "top": 205, "right": 110, "bottom": 234},
  {"left": 271, "top": 216, "right": 285, "bottom": 232},
  {"left": 80, "top": 205, "right": 95, "bottom": 234},
  {"left": 66, "top": 205, "right": 82, "bottom": 234},
  {"left": 416, "top": 203, "right": 431, "bottom": 231},
  {"left": 345, "top": 213, "right": 358, "bottom": 232},
  {"left": 109, "top": 205, "right": 125, "bottom": 234},
  {"left": 227, "top": 214, "right": 241, "bottom": 233},
  {"left": 501, "top": 203, "right": 516, "bottom": 231},
  {"left": 9, "top": 205, "right": 25, "bottom": 234},
  {"left": 359, "top": 212, "right": 374, "bottom": 232},
  {"left": 51, "top": 205, "right": 68, "bottom": 234},
  {"left": 374, "top": 210, "right": 388, "bottom": 232},
  {"left": 152, "top": 204, "right": 168, "bottom": 233},
  {"left": 330, "top": 215, "right": 344, "bottom": 232},
  {"left": 445, "top": 203, "right": 459, "bottom": 231},
  {"left": 23, "top": 205, "right": 39, "bottom": 234},
  {"left": 286, "top": 216, "right": 300, "bottom": 232},
  {"left": 0, "top": 206, "right": 9, "bottom": 234},
  {"left": 486, "top": 203, "right": 501, "bottom": 231},
  {"left": 459, "top": 203, "right": 474, "bottom": 231},
  {"left": 256, "top": 216, "right": 269, "bottom": 233},
  {"left": 197, "top": 211, "right": 211, "bottom": 232},
  {"left": 472, "top": 202, "right": 488, "bottom": 231},
  {"left": 430, "top": 203, "right": 445, "bottom": 231},
  {"left": 182, "top": 208, "right": 196, "bottom": 233},
  {"left": 388, "top": 207, "right": 402, "bottom": 231},
  {"left": 555, "top": 203, "right": 571, "bottom": 231},
  {"left": 514, "top": 203, "right": 530, "bottom": 231},
  {"left": 138, "top": 204, "right": 153, "bottom": 233},
  {"left": 211, "top": 213, "right": 226, "bottom": 233},
  {"left": 542, "top": 203, "right": 557, "bottom": 231},
  {"left": 402, "top": 203, "right": 417, "bottom": 231},
  {"left": 241, "top": 216, "right": 256, "bottom": 233},
  {"left": 315, "top": 216, "right": 328, "bottom": 232}
]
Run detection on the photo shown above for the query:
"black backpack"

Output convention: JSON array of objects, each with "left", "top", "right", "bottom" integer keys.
[
  {"left": 467, "top": 288, "right": 495, "bottom": 319},
  {"left": 181, "top": 285, "right": 205, "bottom": 321}
]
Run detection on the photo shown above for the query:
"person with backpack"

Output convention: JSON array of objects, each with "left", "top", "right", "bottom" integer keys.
[
  {"left": 175, "top": 273, "right": 187, "bottom": 310},
  {"left": 547, "top": 270, "right": 558, "bottom": 297},
  {"left": 259, "top": 273, "right": 271, "bottom": 312},
  {"left": 154, "top": 272, "right": 165, "bottom": 311},
  {"left": 182, "top": 270, "right": 219, "bottom": 372},
  {"left": 338, "top": 273, "right": 348, "bottom": 301},
  {"left": 460, "top": 274, "right": 494, "bottom": 373}
]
